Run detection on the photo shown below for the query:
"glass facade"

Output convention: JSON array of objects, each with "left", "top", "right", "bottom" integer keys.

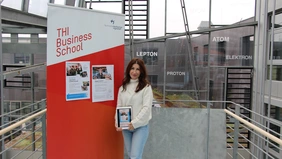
[{"left": 123, "top": 22, "right": 255, "bottom": 108}]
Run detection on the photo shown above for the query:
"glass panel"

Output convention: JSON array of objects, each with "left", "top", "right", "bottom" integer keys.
[
  {"left": 88, "top": 3, "right": 122, "bottom": 14},
  {"left": 28, "top": 0, "right": 49, "bottom": 17},
  {"left": 264, "top": 104, "right": 281, "bottom": 153},
  {"left": 211, "top": 0, "right": 255, "bottom": 25},
  {"left": 270, "top": 31, "right": 282, "bottom": 60},
  {"left": 22, "top": 102, "right": 31, "bottom": 114},
  {"left": 14, "top": 53, "right": 30, "bottom": 64},
  {"left": 265, "top": 104, "right": 282, "bottom": 122},
  {"left": 131, "top": 42, "right": 165, "bottom": 106},
  {"left": 18, "top": 34, "right": 31, "bottom": 43},
  {"left": 164, "top": 38, "right": 208, "bottom": 107},
  {"left": 267, "top": 65, "right": 282, "bottom": 81},
  {"left": 274, "top": 13, "right": 282, "bottom": 29},
  {"left": 54, "top": 0, "right": 66, "bottom": 5},
  {"left": 166, "top": 0, "right": 209, "bottom": 33},
  {"left": 190, "top": 27, "right": 254, "bottom": 66},
  {"left": 34, "top": 69, "right": 47, "bottom": 88},
  {"left": 149, "top": 0, "right": 165, "bottom": 38},
  {"left": 2, "top": 0, "right": 22, "bottom": 10},
  {"left": 133, "top": 42, "right": 164, "bottom": 90},
  {"left": 209, "top": 68, "right": 226, "bottom": 108},
  {"left": 35, "top": 89, "right": 47, "bottom": 101},
  {"left": 10, "top": 102, "right": 21, "bottom": 115},
  {"left": 269, "top": 11, "right": 282, "bottom": 30}
]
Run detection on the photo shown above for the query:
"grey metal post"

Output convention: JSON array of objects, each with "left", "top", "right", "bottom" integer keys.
[
  {"left": 128, "top": 0, "right": 134, "bottom": 58},
  {"left": 31, "top": 53, "right": 36, "bottom": 151},
  {"left": 223, "top": 68, "right": 227, "bottom": 109},
  {"left": 162, "top": 0, "right": 167, "bottom": 106},
  {"left": 21, "top": 0, "right": 30, "bottom": 12},
  {"left": 266, "top": 0, "right": 276, "bottom": 158},
  {"left": 89, "top": 0, "right": 93, "bottom": 9},
  {"left": 31, "top": 34, "right": 38, "bottom": 151},
  {"left": 41, "top": 100, "right": 47, "bottom": 159},
  {"left": 258, "top": 0, "right": 268, "bottom": 158},
  {"left": 0, "top": 2, "right": 4, "bottom": 159},
  {"left": 146, "top": 0, "right": 150, "bottom": 39},
  {"left": 206, "top": 0, "right": 212, "bottom": 157},
  {"left": 207, "top": 0, "right": 211, "bottom": 102},
  {"left": 253, "top": 0, "right": 262, "bottom": 157},
  {"left": 232, "top": 104, "right": 240, "bottom": 159},
  {"left": 206, "top": 102, "right": 211, "bottom": 159}
]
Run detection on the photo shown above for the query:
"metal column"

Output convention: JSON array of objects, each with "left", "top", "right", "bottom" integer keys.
[
  {"left": 179, "top": 0, "right": 199, "bottom": 100},
  {"left": 266, "top": 0, "right": 276, "bottom": 158},
  {"left": 0, "top": 2, "right": 4, "bottom": 159},
  {"left": 128, "top": 0, "right": 134, "bottom": 58}
]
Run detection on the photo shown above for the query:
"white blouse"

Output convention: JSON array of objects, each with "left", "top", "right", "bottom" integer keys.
[{"left": 115, "top": 79, "right": 153, "bottom": 129}]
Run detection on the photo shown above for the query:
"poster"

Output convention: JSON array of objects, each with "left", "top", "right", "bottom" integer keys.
[
  {"left": 66, "top": 61, "right": 90, "bottom": 101},
  {"left": 92, "top": 65, "right": 114, "bottom": 102},
  {"left": 47, "top": 4, "right": 125, "bottom": 158}
]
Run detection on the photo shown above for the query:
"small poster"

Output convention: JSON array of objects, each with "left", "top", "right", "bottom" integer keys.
[
  {"left": 92, "top": 65, "right": 114, "bottom": 102},
  {"left": 66, "top": 61, "right": 90, "bottom": 101},
  {"left": 116, "top": 107, "right": 132, "bottom": 129}
]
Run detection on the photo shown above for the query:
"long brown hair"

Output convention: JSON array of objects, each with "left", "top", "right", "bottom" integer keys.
[{"left": 122, "top": 58, "right": 150, "bottom": 92}]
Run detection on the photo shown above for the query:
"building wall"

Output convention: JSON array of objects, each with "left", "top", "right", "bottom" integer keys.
[{"left": 253, "top": 0, "right": 282, "bottom": 158}]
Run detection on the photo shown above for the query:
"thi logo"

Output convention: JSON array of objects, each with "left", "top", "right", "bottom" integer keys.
[{"left": 111, "top": 20, "right": 115, "bottom": 24}]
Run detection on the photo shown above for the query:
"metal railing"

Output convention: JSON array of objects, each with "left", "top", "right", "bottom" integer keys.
[
  {"left": 225, "top": 103, "right": 282, "bottom": 159},
  {"left": 0, "top": 99, "right": 281, "bottom": 159},
  {"left": 0, "top": 99, "right": 46, "bottom": 159}
]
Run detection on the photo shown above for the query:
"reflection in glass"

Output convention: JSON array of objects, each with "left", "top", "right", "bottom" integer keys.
[
  {"left": 203, "top": 44, "right": 208, "bottom": 66},
  {"left": 191, "top": 26, "right": 254, "bottom": 67},
  {"left": 211, "top": 0, "right": 255, "bottom": 25},
  {"left": 54, "top": 0, "right": 66, "bottom": 5},
  {"left": 269, "top": 12, "right": 282, "bottom": 29},
  {"left": 217, "top": 41, "right": 226, "bottom": 65},
  {"left": 242, "top": 36, "right": 254, "bottom": 66},
  {"left": 269, "top": 32, "right": 282, "bottom": 60},
  {"left": 267, "top": 65, "right": 282, "bottom": 81},
  {"left": 265, "top": 104, "right": 282, "bottom": 153},
  {"left": 29, "top": 0, "right": 49, "bottom": 16},
  {"left": 166, "top": 0, "right": 210, "bottom": 32},
  {"left": 2, "top": 0, "right": 22, "bottom": 10}
]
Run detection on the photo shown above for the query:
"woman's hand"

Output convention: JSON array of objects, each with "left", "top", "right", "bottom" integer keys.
[
  {"left": 128, "top": 123, "right": 134, "bottom": 131},
  {"left": 115, "top": 123, "right": 123, "bottom": 131}
]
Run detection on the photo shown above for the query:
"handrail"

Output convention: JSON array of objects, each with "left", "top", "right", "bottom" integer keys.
[
  {"left": 3, "top": 63, "right": 46, "bottom": 78},
  {"left": 0, "top": 109, "right": 46, "bottom": 136},
  {"left": 224, "top": 109, "right": 282, "bottom": 146}
]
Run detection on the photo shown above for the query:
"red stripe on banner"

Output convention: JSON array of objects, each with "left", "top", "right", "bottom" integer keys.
[{"left": 47, "top": 45, "right": 124, "bottom": 159}]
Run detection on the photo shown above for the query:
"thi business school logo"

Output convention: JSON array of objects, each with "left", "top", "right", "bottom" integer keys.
[{"left": 104, "top": 19, "right": 123, "bottom": 30}]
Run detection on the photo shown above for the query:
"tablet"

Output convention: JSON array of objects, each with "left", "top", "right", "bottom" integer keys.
[{"left": 117, "top": 107, "right": 132, "bottom": 129}]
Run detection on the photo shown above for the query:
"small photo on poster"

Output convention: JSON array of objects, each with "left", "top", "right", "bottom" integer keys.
[
  {"left": 66, "top": 61, "right": 90, "bottom": 101},
  {"left": 92, "top": 66, "right": 112, "bottom": 80},
  {"left": 92, "top": 65, "right": 114, "bottom": 102}
]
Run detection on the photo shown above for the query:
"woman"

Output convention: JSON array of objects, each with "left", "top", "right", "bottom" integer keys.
[{"left": 115, "top": 58, "right": 153, "bottom": 159}]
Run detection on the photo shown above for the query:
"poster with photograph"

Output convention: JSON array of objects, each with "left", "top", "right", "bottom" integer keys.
[
  {"left": 92, "top": 65, "right": 114, "bottom": 102},
  {"left": 66, "top": 61, "right": 90, "bottom": 101},
  {"left": 116, "top": 107, "right": 132, "bottom": 129}
]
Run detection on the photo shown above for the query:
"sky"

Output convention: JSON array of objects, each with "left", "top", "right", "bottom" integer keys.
[{"left": 2, "top": 0, "right": 255, "bottom": 38}]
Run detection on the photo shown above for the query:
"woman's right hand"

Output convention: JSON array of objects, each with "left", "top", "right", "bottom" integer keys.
[{"left": 115, "top": 123, "right": 123, "bottom": 131}]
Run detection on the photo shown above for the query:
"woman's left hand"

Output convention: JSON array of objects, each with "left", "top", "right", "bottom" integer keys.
[{"left": 128, "top": 123, "right": 134, "bottom": 131}]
